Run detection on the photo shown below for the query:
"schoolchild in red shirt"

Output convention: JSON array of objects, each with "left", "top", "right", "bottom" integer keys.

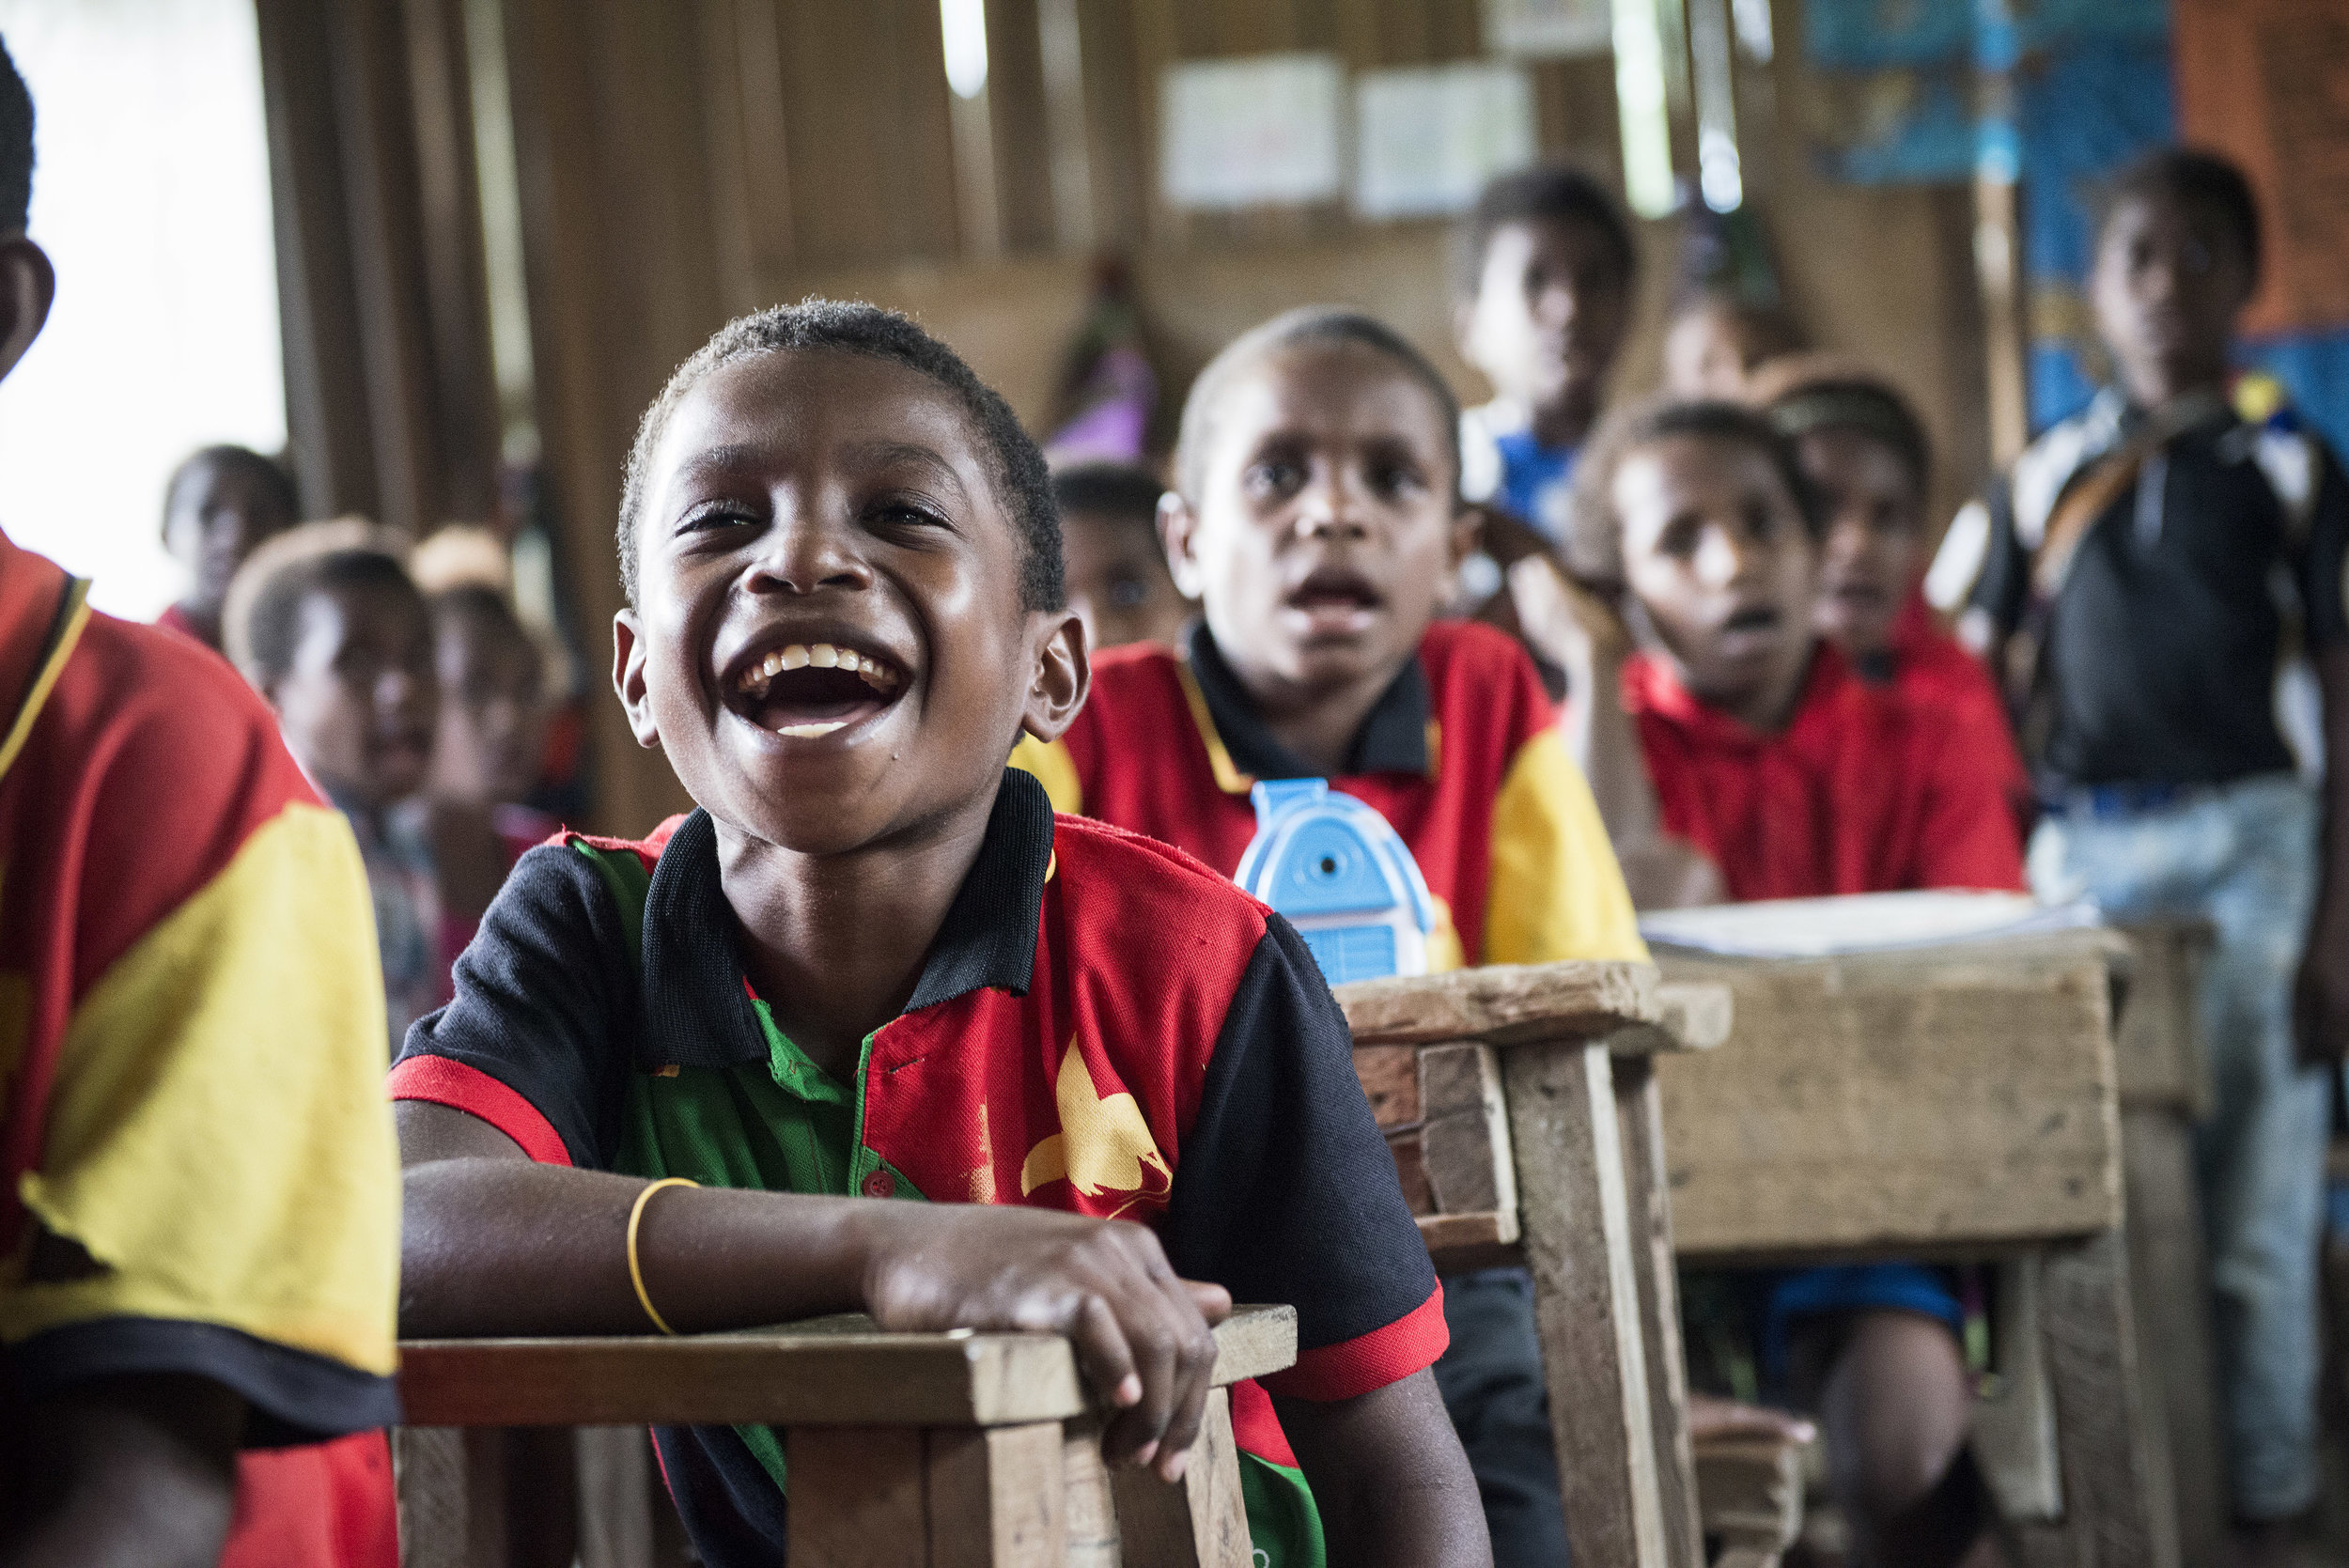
[
  {"left": 391, "top": 301, "right": 1484, "bottom": 1568},
  {"left": 1746, "top": 355, "right": 2026, "bottom": 821},
  {"left": 1565, "top": 396, "right": 2021, "bottom": 1568}
]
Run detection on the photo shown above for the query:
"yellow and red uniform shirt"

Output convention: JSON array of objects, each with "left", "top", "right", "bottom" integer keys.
[
  {"left": 0, "top": 531, "right": 402, "bottom": 1565},
  {"left": 1014, "top": 619, "right": 1645, "bottom": 968},
  {"left": 391, "top": 769, "right": 1444, "bottom": 1568},
  {"left": 1624, "top": 641, "right": 2028, "bottom": 901}
]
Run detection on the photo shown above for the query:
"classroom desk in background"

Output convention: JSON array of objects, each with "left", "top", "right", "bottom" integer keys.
[{"left": 1653, "top": 928, "right": 2172, "bottom": 1568}]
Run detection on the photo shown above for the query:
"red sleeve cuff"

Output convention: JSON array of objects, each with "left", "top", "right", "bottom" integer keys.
[
  {"left": 1259, "top": 1282, "right": 1448, "bottom": 1403},
  {"left": 387, "top": 1056, "right": 572, "bottom": 1167}
]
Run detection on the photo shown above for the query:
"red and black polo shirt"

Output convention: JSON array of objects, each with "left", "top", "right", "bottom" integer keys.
[{"left": 390, "top": 768, "right": 1444, "bottom": 1567}]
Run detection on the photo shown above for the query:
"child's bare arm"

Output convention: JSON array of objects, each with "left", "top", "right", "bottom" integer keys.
[
  {"left": 1507, "top": 556, "right": 1722, "bottom": 908},
  {"left": 1274, "top": 1372, "right": 1492, "bottom": 1568},
  {"left": 2298, "top": 644, "right": 2349, "bottom": 1063},
  {"left": 1, "top": 1374, "right": 241, "bottom": 1568},
  {"left": 398, "top": 1101, "right": 1227, "bottom": 1478}
]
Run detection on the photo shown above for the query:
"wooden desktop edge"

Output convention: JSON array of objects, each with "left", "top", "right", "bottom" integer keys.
[
  {"left": 397, "top": 1303, "right": 1297, "bottom": 1431},
  {"left": 1334, "top": 960, "right": 1730, "bottom": 1055}
]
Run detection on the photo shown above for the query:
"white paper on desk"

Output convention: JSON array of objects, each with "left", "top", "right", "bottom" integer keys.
[
  {"left": 1355, "top": 63, "right": 1537, "bottom": 220},
  {"left": 1159, "top": 54, "right": 1345, "bottom": 210},
  {"left": 1483, "top": 0, "right": 1614, "bottom": 57},
  {"left": 1637, "top": 890, "right": 2104, "bottom": 958}
]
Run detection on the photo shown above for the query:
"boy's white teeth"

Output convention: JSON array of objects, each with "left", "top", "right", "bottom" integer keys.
[
  {"left": 775, "top": 720, "right": 848, "bottom": 738},
  {"left": 734, "top": 642, "right": 906, "bottom": 696}
]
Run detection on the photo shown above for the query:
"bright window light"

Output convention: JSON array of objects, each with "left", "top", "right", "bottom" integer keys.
[
  {"left": 941, "top": 0, "right": 989, "bottom": 101},
  {"left": 0, "top": 0, "right": 285, "bottom": 620},
  {"left": 1610, "top": 0, "right": 1674, "bottom": 219}
]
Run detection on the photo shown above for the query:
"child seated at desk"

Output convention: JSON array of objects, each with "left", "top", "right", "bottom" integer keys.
[
  {"left": 1564, "top": 396, "right": 2023, "bottom": 1568},
  {"left": 390, "top": 301, "right": 1485, "bottom": 1568},
  {"left": 1052, "top": 459, "right": 1191, "bottom": 650},
  {"left": 156, "top": 443, "right": 299, "bottom": 651},
  {"left": 227, "top": 522, "right": 447, "bottom": 1048},
  {"left": 1748, "top": 356, "right": 2026, "bottom": 820},
  {"left": 1012, "top": 304, "right": 1651, "bottom": 1564}
]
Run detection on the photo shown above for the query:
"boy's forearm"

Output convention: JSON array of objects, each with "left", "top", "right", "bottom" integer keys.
[
  {"left": 1275, "top": 1372, "right": 1493, "bottom": 1568},
  {"left": 400, "top": 1156, "right": 879, "bottom": 1337}
]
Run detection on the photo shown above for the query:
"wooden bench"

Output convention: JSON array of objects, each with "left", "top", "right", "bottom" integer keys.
[
  {"left": 1335, "top": 960, "right": 1738, "bottom": 1568},
  {"left": 1650, "top": 928, "right": 2171, "bottom": 1568},
  {"left": 395, "top": 1304, "right": 1297, "bottom": 1568}
]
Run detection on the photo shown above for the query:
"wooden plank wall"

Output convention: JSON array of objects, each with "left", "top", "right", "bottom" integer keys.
[{"left": 493, "top": 0, "right": 1991, "bottom": 833}]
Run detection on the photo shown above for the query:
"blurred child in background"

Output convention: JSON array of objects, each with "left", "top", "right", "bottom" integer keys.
[
  {"left": 1565, "top": 396, "right": 2021, "bottom": 1568},
  {"left": 1750, "top": 356, "right": 2025, "bottom": 818},
  {"left": 1454, "top": 167, "right": 1636, "bottom": 548},
  {"left": 1953, "top": 149, "right": 2349, "bottom": 1567},
  {"left": 1050, "top": 461, "right": 1191, "bottom": 650},
  {"left": 227, "top": 521, "right": 446, "bottom": 1048},
  {"left": 1661, "top": 288, "right": 1800, "bottom": 402},
  {"left": 157, "top": 443, "right": 299, "bottom": 650}
]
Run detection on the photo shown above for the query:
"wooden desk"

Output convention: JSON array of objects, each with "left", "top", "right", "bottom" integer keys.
[
  {"left": 397, "top": 1305, "right": 1297, "bottom": 1568},
  {"left": 1336, "top": 960, "right": 1734, "bottom": 1568},
  {"left": 1652, "top": 929, "right": 2171, "bottom": 1568}
]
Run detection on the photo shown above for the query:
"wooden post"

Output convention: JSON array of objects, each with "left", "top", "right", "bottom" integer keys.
[
  {"left": 1611, "top": 1049, "right": 1703, "bottom": 1568},
  {"left": 1501, "top": 1037, "right": 1671, "bottom": 1568},
  {"left": 1108, "top": 1388, "right": 1252, "bottom": 1568}
]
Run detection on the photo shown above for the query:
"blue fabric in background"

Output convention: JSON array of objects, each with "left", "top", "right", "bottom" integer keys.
[{"left": 2016, "top": 39, "right": 2175, "bottom": 428}]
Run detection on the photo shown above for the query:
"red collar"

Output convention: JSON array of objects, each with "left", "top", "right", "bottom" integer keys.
[{"left": 1621, "top": 641, "right": 1858, "bottom": 751}]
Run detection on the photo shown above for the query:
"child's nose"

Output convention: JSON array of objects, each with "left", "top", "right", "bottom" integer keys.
[
  {"left": 1696, "top": 526, "right": 1753, "bottom": 586},
  {"left": 748, "top": 514, "right": 870, "bottom": 595},
  {"left": 1294, "top": 472, "right": 1369, "bottom": 539}
]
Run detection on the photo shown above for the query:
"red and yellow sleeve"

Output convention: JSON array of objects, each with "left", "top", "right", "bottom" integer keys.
[
  {"left": 0, "top": 609, "right": 399, "bottom": 1436},
  {"left": 1486, "top": 727, "right": 1650, "bottom": 965}
]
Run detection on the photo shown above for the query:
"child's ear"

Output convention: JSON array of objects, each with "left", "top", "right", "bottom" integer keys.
[
  {"left": 1019, "top": 607, "right": 1090, "bottom": 745},
  {"left": 1159, "top": 491, "right": 1207, "bottom": 599},
  {"left": 611, "top": 608, "right": 662, "bottom": 751}
]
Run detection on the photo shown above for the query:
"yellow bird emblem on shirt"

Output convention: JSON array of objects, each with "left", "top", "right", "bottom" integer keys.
[{"left": 1019, "top": 1038, "right": 1171, "bottom": 1214}]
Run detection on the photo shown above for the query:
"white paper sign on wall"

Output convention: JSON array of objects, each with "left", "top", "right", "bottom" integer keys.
[
  {"left": 1159, "top": 53, "right": 1346, "bottom": 210},
  {"left": 1354, "top": 62, "right": 1538, "bottom": 219}
]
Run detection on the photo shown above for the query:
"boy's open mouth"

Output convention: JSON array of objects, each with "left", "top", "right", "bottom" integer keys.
[
  {"left": 727, "top": 641, "right": 906, "bottom": 739},
  {"left": 1721, "top": 603, "right": 1781, "bottom": 634},
  {"left": 1284, "top": 566, "right": 1386, "bottom": 637}
]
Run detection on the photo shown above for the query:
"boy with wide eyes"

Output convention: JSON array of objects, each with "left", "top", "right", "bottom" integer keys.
[
  {"left": 1949, "top": 147, "right": 2349, "bottom": 1566},
  {"left": 1012, "top": 305, "right": 1651, "bottom": 1565},
  {"left": 391, "top": 301, "right": 1486, "bottom": 1568}
]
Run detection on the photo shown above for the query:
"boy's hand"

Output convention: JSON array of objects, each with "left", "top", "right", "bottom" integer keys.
[
  {"left": 2295, "top": 923, "right": 2349, "bottom": 1066},
  {"left": 857, "top": 1204, "right": 1229, "bottom": 1481},
  {"left": 1507, "top": 554, "right": 1631, "bottom": 673}
]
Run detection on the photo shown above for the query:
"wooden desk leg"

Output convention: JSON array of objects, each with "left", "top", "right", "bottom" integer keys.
[
  {"left": 929, "top": 1422, "right": 1068, "bottom": 1567},
  {"left": 394, "top": 1427, "right": 508, "bottom": 1568},
  {"left": 1110, "top": 1386, "right": 1252, "bottom": 1568},
  {"left": 786, "top": 1427, "right": 929, "bottom": 1566},
  {"left": 2121, "top": 1105, "right": 2225, "bottom": 1566},
  {"left": 1502, "top": 1038, "right": 1671, "bottom": 1568},
  {"left": 1612, "top": 1052, "right": 1703, "bottom": 1568},
  {"left": 2014, "top": 1230, "right": 2177, "bottom": 1568}
]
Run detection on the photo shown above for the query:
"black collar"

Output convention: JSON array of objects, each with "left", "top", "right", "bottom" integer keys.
[
  {"left": 635, "top": 769, "right": 1057, "bottom": 1070},
  {"left": 1185, "top": 621, "right": 1431, "bottom": 782}
]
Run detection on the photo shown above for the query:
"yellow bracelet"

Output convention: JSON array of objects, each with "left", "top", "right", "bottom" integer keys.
[{"left": 626, "top": 1176, "right": 699, "bottom": 1335}]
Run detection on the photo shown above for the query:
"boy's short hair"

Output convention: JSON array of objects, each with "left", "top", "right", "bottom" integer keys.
[
  {"left": 1745, "top": 352, "right": 1932, "bottom": 494},
  {"left": 619, "top": 299, "right": 1062, "bottom": 613},
  {"left": 1452, "top": 165, "right": 1637, "bottom": 302},
  {"left": 1050, "top": 462, "right": 1164, "bottom": 534},
  {"left": 224, "top": 519, "right": 421, "bottom": 690},
  {"left": 162, "top": 444, "right": 300, "bottom": 538},
  {"left": 1567, "top": 397, "right": 1820, "bottom": 587},
  {"left": 2098, "top": 147, "right": 2263, "bottom": 285},
  {"left": 0, "top": 37, "right": 31, "bottom": 235},
  {"left": 1172, "top": 306, "right": 1462, "bottom": 506}
]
